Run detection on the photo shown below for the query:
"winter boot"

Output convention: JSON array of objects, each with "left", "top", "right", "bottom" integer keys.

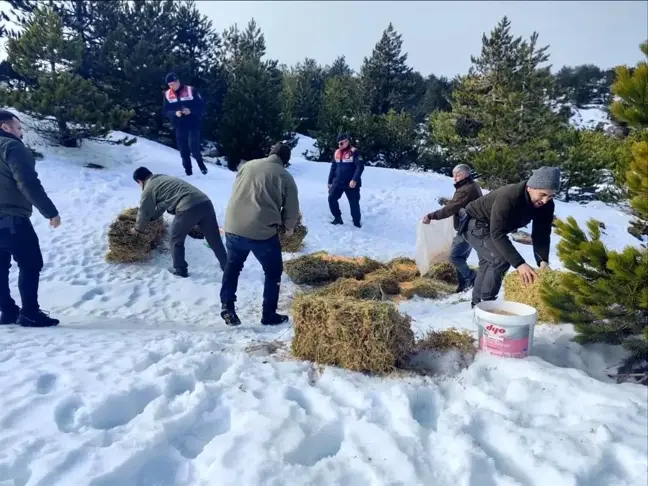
[
  {"left": 0, "top": 305, "right": 20, "bottom": 325},
  {"left": 353, "top": 221, "right": 362, "bottom": 228},
  {"left": 456, "top": 271, "right": 476, "bottom": 293},
  {"left": 201, "top": 168, "right": 208, "bottom": 175},
  {"left": 261, "top": 313, "right": 289, "bottom": 326},
  {"left": 19, "top": 310, "right": 59, "bottom": 328},
  {"left": 330, "top": 217, "right": 343, "bottom": 225},
  {"left": 221, "top": 304, "right": 241, "bottom": 326},
  {"left": 168, "top": 267, "right": 189, "bottom": 278}
]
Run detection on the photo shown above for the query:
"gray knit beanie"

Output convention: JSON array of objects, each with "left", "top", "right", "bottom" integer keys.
[{"left": 528, "top": 166, "right": 561, "bottom": 192}]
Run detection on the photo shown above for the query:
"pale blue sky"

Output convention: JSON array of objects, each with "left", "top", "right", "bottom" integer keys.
[{"left": 197, "top": 0, "right": 648, "bottom": 77}]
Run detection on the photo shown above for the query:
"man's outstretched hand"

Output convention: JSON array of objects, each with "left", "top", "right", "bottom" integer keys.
[
  {"left": 49, "top": 215, "right": 61, "bottom": 228},
  {"left": 517, "top": 263, "right": 538, "bottom": 285}
]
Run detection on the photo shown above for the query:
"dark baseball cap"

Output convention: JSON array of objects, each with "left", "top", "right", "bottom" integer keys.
[
  {"left": 165, "top": 72, "right": 178, "bottom": 84},
  {"left": 337, "top": 133, "right": 350, "bottom": 142}
]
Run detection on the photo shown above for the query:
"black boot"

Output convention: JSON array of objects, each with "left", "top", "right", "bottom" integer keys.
[
  {"left": 330, "top": 217, "right": 343, "bottom": 225},
  {"left": 0, "top": 305, "right": 20, "bottom": 325},
  {"left": 261, "top": 313, "right": 289, "bottom": 326},
  {"left": 201, "top": 167, "right": 208, "bottom": 175},
  {"left": 353, "top": 221, "right": 362, "bottom": 228},
  {"left": 168, "top": 267, "right": 189, "bottom": 278},
  {"left": 221, "top": 304, "right": 241, "bottom": 326},
  {"left": 19, "top": 310, "right": 59, "bottom": 328}
]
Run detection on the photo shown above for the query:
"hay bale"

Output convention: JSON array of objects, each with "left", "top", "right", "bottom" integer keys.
[
  {"left": 425, "top": 261, "right": 458, "bottom": 285},
  {"left": 188, "top": 226, "right": 204, "bottom": 239},
  {"left": 105, "top": 208, "right": 166, "bottom": 263},
  {"left": 364, "top": 269, "right": 401, "bottom": 295},
  {"left": 291, "top": 294, "right": 414, "bottom": 373},
  {"left": 285, "top": 251, "right": 384, "bottom": 286},
  {"left": 399, "top": 278, "right": 455, "bottom": 300},
  {"left": 386, "top": 257, "right": 420, "bottom": 281},
  {"left": 511, "top": 231, "right": 532, "bottom": 245},
  {"left": 503, "top": 269, "right": 563, "bottom": 323},
  {"left": 279, "top": 212, "right": 308, "bottom": 253},
  {"left": 319, "top": 278, "right": 384, "bottom": 301},
  {"left": 415, "top": 328, "right": 476, "bottom": 355}
]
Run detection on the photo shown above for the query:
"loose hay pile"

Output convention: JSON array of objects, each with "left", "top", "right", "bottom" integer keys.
[
  {"left": 363, "top": 269, "right": 401, "bottom": 295},
  {"left": 503, "top": 269, "right": 563, "bottom": 322},
  {"left": 291, "top": 294, "right": 414, "bottom": 373},
  {"left": 285, "top": 251, "right": 383, "bottom": 286},
  {"left": 415, "top": 328, "right": 476, "bottom": 355},
  {"left": 399, "top": 278, "right": 455, "bottom": 300},
  {"left": 279, "top": 212, "right": 308, "bottom": 253},
  {"left": 318, "top": 278, "right": 384, "bottom": 301},
  {"left": 386, "top": 257, "right": 420, "bottom": 281},
  {"left": 106, "top": 208, "right": 166, "bottom": 263},
  {"left": 425, "top": 261, "right": 458, "bottom": 285}
]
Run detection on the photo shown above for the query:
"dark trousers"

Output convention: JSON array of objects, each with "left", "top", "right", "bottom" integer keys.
[
  {"left": 171, "top": 201, "right": 227, "bottom": 272},
  {"left": 220, "top": 233, "right": 283, "bottom": 317},
  {"left": 176, "top": 127, "right": 206, "bottom": 174},
  {"left": 0, "top": 217, "right": 44, "bottom": 314},
  {"left": 328, "top": 183, "right": 361, "bottom": 224},
  {"left": 449, "top": 233, "right": 475, "bottom": 286},
  {"left": 463, "top": 219, "right": 510, "bottom": 305}
]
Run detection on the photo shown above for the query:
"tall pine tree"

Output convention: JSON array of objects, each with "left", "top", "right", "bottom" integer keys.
[
  {"left": 430, "top": 17, "right": 566, "bottom": 187},
  {"left": 281, "top": 58, "right": 326, "bottom": 135},
  {"left": 326, "top": 55, "right": 353, "bottom": 78},
  {"left": 218, "top": 20, "right": 285, "bottom": 170},
  {"left": 360, "top": 23, "right": 414, "bottom": 115},
  {"left": 3, "top": 7, "right": 132, "bottom": 145}
]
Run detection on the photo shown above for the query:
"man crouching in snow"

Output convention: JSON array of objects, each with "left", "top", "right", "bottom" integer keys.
[
  {"left": 422, "top": 163, "right": 483, "bottom": 293},
  {"left": 461, "top": 167, "right": 560, "bottom": 308},
  {"left": 131, "top": 167, "right": 227, "bottom": 277},
  {"left": 219, "top": 143, "right": 299, "bottom": 327},
  {"left": 0, "top": 110, "right": 60, "bottom": 327}
]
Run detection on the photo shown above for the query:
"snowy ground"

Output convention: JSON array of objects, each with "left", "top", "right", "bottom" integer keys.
[{"left": 0, "top": 116, "right": 646, "bottom": 486}]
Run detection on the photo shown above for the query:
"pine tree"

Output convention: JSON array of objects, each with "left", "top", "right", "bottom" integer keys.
[
  {"left": 218, "top": 20, "right": 284, "bottom": 171},
  {"left": 326, "top": 55, "right": 353, "bottom": 78},
  {"left": 374, "top": 109, "right": 419, "bottom": 169},
  {"left": 3, "top": 7, "right": 133, "bottom": 145},
  {"left": 432, "top": 17, "right": 566, "bottom": 187},
  {"left": 540, "top": 217, "right": 648, "bottom": 380},
  {"left": 542, "top": 41, "right": 648, "bottom": 382},
  {"left": 360, "top": 23, "right": 414, "bottom": 115},
  {"left": 281, "top": 58, "right": 326, "bottom": 135},
  {"left": 610, "top": 41, "right": 648, "bottom": 238},
  {"left": 313, "top": 75, "right": 365, "bottom": 161}
]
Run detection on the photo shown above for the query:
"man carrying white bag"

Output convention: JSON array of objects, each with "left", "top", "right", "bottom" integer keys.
[{"left": 417, "top": 164, "right": 483, "bottom": 292}]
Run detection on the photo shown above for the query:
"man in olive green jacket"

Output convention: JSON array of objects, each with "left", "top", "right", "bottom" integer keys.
[
  {"left": 132, "top": 167, "right": 227, "bottom": 277},
  {"left": 220, "top": 143, "right": 299, "bottom": 327}
]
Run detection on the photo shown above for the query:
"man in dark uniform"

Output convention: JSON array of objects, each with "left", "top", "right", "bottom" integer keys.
[
  {"left": 162, "top": 72, "right": 208, "bottom": 176},
  {"left": 328, "top": 133, "right": 364, "bottom": 228}
]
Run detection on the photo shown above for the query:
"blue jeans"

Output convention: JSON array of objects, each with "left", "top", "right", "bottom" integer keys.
[
  {"left": 449, "top": 233, "right": 474, "bottom": 286},
  {"left": 220, "top": 233, "right": 283, "bottom": 316}
]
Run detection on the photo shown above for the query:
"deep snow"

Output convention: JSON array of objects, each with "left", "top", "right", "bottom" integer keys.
[{"left": 0, "top": 114, "right": 646, "bottom": 486}]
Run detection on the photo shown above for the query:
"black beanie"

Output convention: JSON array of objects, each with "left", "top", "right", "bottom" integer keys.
[{"left": 270, "top": 143, "right": 291, "bottom": 165}]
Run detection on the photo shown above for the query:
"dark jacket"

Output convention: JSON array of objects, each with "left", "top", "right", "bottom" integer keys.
[
  {"left": 162, "top": 84, "right": 205, "bottom": 130},
  {"left": 225, "top": 154, "right": 299, "bottom": 240},
  {"left": 0, "top": 130, "right": 58, "bottom": 220},
  {"left": 465, "top": 181, "right": 554, "bottom": 268},
  {"left": 135, "top": 174, "right": 209, "bottom": 232},
  {"left": 328, "top": 146, "right": 364, "bottom": 187},
  {"left": 429, "top": 177, "right": 483, "bottom": 230}
]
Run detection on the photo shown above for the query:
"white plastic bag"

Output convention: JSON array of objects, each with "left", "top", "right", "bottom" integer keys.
[{"left": 415, "top": 219, "right": 455, "bottom": 276}]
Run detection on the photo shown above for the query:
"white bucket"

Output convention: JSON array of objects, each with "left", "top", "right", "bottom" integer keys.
[{"left": 474, "top": 300, "right": 538, "bottom": 358}]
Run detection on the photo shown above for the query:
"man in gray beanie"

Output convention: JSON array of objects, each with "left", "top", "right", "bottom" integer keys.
[{"left": 460, "top": 167, "right": 560, "bottom": 308}]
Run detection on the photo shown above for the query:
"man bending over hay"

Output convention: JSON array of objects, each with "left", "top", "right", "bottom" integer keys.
[
  {"left": 131, "top": 167, "right": 227, "bottom": 277},
  {"left": 220, "top": 143, "right": 299, "bottom": 326}
]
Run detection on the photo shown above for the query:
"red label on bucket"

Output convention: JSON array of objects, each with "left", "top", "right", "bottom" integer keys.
[{"left": 478, "top": 320, "right": 530, "bottom": 358}]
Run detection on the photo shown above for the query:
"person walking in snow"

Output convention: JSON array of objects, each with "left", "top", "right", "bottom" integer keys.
[
  {"left": 461, "top": 167, "right": 560, "bottom": 308},
  {"left": 220, "top": 143, "right": 299, "bottom": 327},
  {"left": 131, "top": 167, "right": 227, "bottom": 277},
  {"left": 162, "top": 72, "right": 208, "bottom": 176},
  {"left": 422, "top": 164, "right": 483, "bottom": 293},
  {"left": 0, "top": 110, "right": 60, "bottom": 327},
  {"left": 328, "top": 133, "right": 364, "bottom": 228}
]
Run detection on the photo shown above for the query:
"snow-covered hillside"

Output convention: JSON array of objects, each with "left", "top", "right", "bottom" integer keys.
[{"left": 0, "top": 115, "right": 646, "bottom": 486}]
